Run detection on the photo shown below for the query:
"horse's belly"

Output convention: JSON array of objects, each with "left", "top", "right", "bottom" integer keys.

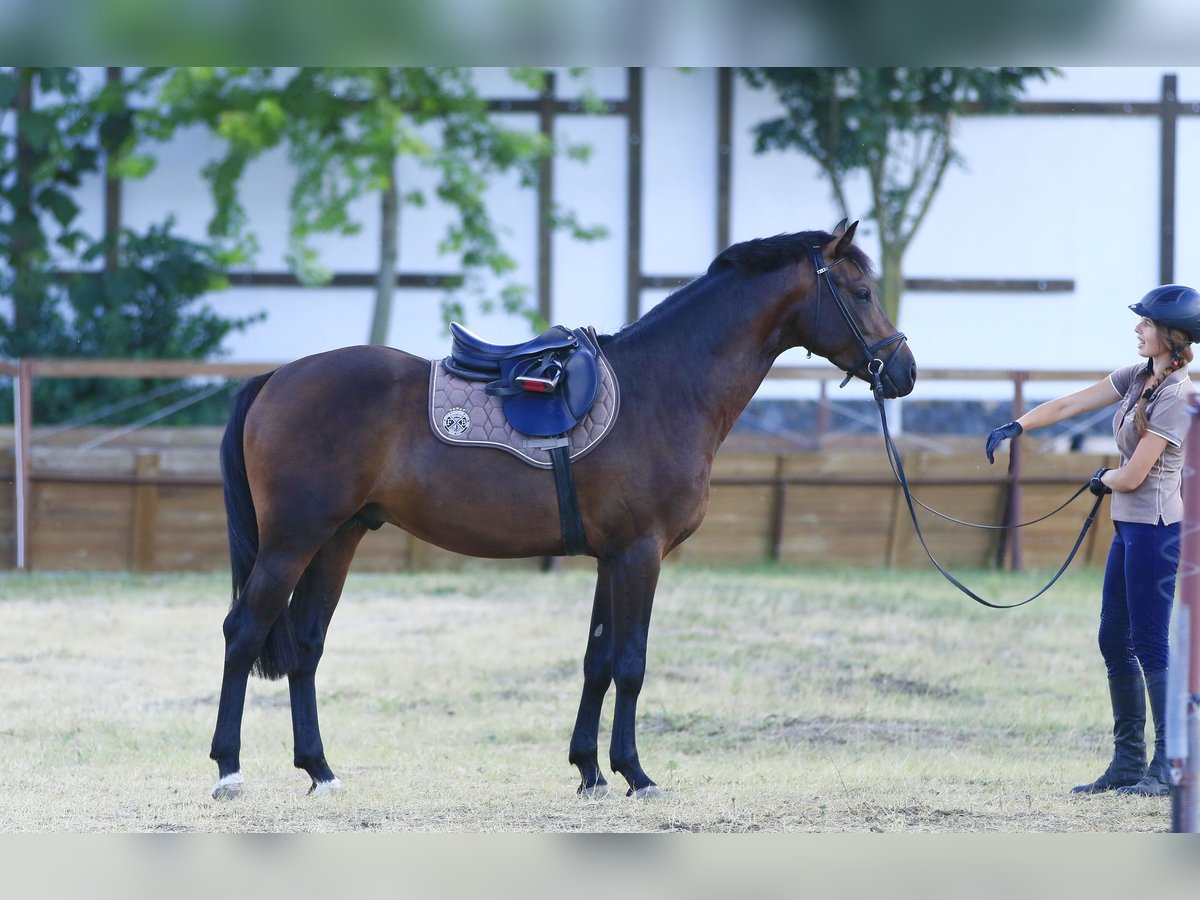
[{"left": 371, "top": 448, "right": 571, "bottom": 559}]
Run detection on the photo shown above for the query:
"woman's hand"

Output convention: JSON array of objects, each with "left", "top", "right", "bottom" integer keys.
[{"left": 985, "top": 421, "right": 1023, "bottom": 464}]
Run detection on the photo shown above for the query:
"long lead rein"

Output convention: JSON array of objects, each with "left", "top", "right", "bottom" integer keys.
[{"left": 869, "top": 367, "right": 1105, "bottom": 610}]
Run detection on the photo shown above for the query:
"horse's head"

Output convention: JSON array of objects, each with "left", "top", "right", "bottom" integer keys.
[{"left": 797, "top": 220, "right": 916, "bottom": 399}]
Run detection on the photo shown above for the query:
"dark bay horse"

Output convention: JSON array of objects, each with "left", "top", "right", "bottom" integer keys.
[{"left": 209, "top": 220, "right": 917, "bottom": 800}]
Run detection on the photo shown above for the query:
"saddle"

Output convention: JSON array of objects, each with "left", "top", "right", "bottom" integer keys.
[{"left": 444, "top": 322, "right": 601, "bottom": 437}]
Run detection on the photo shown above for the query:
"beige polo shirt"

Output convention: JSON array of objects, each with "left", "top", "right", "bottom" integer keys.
[{"left": 1108, "top": 362, "right": 1197, "bottom": 525}]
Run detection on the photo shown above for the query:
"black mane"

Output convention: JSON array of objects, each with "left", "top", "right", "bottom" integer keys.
[
  {"left": 708, "top": 230, "right": 874, "bottom": 278},
  {"left": 609, "top": 229, "right": 874, "bottom": 345}
]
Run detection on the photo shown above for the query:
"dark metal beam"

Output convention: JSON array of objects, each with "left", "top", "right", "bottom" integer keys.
[
  {"left": 223, "top": 271, "right": 463, "bottom": 289},
  {"left": 716, "top": 68, "right": 733, "bottom": 255},
  {"left": 642, "top": 275, "right": 1075, "bottom": 293},
  {"left": 1161, "top": 73, "right": 1179, "bottom": 284},
  {"left": 537, "top": 73, "right": 556, "bottom": 323},
  {"left": 625, "top": 67, "right": 644, "bottom": 324}
]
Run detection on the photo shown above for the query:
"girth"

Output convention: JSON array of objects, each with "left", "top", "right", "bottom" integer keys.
[{"left": 438, "top": 323, "right": 610, "bottom": 556}]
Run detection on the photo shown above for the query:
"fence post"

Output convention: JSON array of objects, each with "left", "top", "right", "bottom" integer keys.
[
  {"left": 769, "top": 455, "right": 786, "bottom": 562},
  {"left": 131, "top": 451, "right": 160, "bottom": 572},
  {"left": 13, "top": 358, "right": 33, "bottom": 571},
  {"left": 996, "top": 371, "right": 1026, "bottom": 571},
  {"left": 1171, "top": 397, "right": 1200, "bottom": 831}
]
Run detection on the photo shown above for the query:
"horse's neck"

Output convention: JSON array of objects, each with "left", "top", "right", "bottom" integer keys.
[{"left": 611, "top": 269, "right": 794, "bottom": 449}]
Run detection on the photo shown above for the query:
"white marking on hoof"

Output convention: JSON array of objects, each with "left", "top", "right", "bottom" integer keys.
[
  {"left": 309, "top": 777, "right": 342, "bottom": 797},
  {"left": 578, "top": 783, "right": 612, "bottom": 801},
  {"left": 630, "top": 784, "right": 664, "bottom": 800},
  {"left": 212, "top": 772, "right": 244, "bottom": 801}
]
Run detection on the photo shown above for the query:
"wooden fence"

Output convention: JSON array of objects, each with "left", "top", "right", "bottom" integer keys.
[
  {"left": 0, "top": 433, "right": 1116, "bottom": 573},
  {"left": 1, "top": 358, "right": 1122, "bottom": 573}
]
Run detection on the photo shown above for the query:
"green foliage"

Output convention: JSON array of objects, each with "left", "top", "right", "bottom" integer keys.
[
  {"left": 146, "top": 67, "right": 605, "bottom": 340},
  {"left": 0, "top": 67, "right": 259, "bottom": 425},
  {"left": 741, "top": 67, "right": 1057, "bottom": 320},
  {"left": 0, "top": 222, "right": 260, "bottom": 424}
]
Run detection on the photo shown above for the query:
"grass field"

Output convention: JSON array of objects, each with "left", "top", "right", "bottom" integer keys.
[{"left": 0, "top": 564, "right": 1177, "bottom": 833}]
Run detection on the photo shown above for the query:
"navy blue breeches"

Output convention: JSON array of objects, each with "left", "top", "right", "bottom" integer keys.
[{"left": 1099, "top": 520, "right": 1180, "bottom": 678}]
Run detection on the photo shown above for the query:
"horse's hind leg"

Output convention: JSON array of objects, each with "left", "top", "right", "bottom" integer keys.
[
  {"left": 210, "top": 542, "right": 315, "bottom": 799},
  {"left": 287, "top": 520, "right": 368, "bottom": 795},
  {"left": 568, "top": 561, "right": 614, "bottom": 798}
]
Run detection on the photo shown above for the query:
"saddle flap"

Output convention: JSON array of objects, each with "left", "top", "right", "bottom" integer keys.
[
  {"left": 429, "top": 350, "right": 620, "bottom": 469},
  {"left": 500, "top": 342, "right": 599, "bottom": 437}
]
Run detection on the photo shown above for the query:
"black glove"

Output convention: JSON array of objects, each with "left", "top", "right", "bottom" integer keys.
[
  {"left": 1089, "top": 467, "right": 1112, "bottom": 497},
  {"left": 985, "top": 421, "right": 1023, "bottom": 464}
]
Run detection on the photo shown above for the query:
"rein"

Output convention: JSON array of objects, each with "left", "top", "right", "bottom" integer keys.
[
  {"left": 869, "top": 373, "right": 1105, "bottom": 609},
  {"left": 807, "top": 244, "right": 1103, "bottom": 609}
]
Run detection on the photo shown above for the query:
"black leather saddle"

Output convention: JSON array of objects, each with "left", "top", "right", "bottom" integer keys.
[{"left": 444, "top": 323, "right": 602, "bottom": 437}]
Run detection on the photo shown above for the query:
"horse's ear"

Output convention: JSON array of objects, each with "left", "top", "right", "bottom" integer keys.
[
  {"left": 833, "top": 219, "right": 858, "bottom": 258},
  {"left": 832, "top": 218, "right": 849, "bottom": 238}
]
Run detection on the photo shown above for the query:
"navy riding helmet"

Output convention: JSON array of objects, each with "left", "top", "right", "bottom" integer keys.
[{"left": 1129, "top": 284, "right": 1200, "bottom": 343}]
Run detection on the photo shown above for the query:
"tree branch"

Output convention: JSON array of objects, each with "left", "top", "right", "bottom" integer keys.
[{"left": 902, "top": 127, "right": 955, "bottom": 253}]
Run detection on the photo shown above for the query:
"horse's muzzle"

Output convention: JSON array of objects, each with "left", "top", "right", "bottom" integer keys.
[{"left": 876, "top": 341, "right": 917, "bottom": 399}]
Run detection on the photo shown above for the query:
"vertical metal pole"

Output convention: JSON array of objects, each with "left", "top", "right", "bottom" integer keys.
[
  {"left": 625, "top": 67, "right": 644, "bottom": 325},
  {"left": 999, "top": 372, "right": 1026, "bottom": 571},
  {"left": 715, "top": 68, "right": 732, "bottom": 256},
  {"left": 1159, "top": 73, "right": 1178, "bottom": 285},
  {"left": 537, "top": 71, "right": 556, "bottom": 325},
  {"left": 1171, "top": 398, "right": 1200, "bottom": 831},
  {"left": 104, "top": 67, "right": 123, "bottom": 272},
  {"left": 13, "top": 358, "right": 32, "bottom": 571}
]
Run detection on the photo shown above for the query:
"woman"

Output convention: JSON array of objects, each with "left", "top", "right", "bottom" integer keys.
[{"left": 986, "top": 284, "right": 1200, "bottom": 797}]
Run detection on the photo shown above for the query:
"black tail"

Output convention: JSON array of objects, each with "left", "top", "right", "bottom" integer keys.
[{"left": 221, "top": 372, "right": 297, "bottom": 680}]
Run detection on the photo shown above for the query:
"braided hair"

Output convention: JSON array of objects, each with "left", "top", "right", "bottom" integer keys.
[{"left": 1134, "top": 322, "right": 1194, "bottom": 435}]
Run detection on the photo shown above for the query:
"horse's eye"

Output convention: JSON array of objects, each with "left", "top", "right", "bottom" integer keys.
[{"left": 854, "top": 288, "right": 871, "bottom": 302}]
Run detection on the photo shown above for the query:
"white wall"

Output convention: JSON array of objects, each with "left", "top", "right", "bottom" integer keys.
[{"left": 109, "top": 67, "right": 1200, "bottom": 403}]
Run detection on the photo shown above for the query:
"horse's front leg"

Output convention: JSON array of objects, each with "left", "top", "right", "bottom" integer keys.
[
  {"left": 568, "top": 561, "right": 614, "bottom": 797},
  {"left": 607, "top": 541, "right": 664, "bottom": 798},
  {"left": 287, "top": 522, "right": 366, "bottom": 796}
]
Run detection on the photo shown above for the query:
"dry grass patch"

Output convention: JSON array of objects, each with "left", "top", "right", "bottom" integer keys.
[{"left": 0, "top": 565, "right": 1172, "bottom": 832}]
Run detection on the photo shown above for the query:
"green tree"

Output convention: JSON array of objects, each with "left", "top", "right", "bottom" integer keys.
[
  {"left": 0, "top": 67, "right": 258, "bottom": 424},
  {"left": 741, "top": 67, "right": 1057, "bottom": 322},
  {"left": 148, "top": 67, "right": 604, "bottom": 344}
]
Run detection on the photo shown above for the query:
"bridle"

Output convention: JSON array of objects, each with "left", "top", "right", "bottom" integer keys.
[
  {"left": 806, "top": 245, "right": 908, "bottom": 390},
  {"left": 807, "top": 247, "right": 1104, "bottom": 610}
]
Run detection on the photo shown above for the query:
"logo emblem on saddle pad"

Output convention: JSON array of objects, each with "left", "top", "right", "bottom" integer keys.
[
  {"left": 428, "top": 353, "right": 620, "bottom": 469},
  {"left": 442, "top": 407, "right": 471, "bottom": 436}
]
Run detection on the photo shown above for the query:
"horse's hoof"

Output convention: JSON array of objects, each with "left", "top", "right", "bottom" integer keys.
[
  {"left": 628, "top": 784, "right": 664, "bottom": 800},
  {"left": 578, "top": 782, "right": 612, "bottom": 800},
  {"left": 308, "top": 777, "right": 342, "bottom": 797},
  {"left": 211, "top": 772, "right": 244, "bottom": 801}
]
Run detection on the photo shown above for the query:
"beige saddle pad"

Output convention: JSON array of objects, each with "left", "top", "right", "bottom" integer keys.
[{"left": 428, "top": 354, "right": 620, "bottom": 469}]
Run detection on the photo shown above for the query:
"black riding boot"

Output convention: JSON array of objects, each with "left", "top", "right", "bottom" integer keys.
[
  {"left": 1071, "top": 672, "right": 1147, "bottom": 794},
  {"left": 1118, "top": 668, "right": 1170, "bottom": 797}
]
